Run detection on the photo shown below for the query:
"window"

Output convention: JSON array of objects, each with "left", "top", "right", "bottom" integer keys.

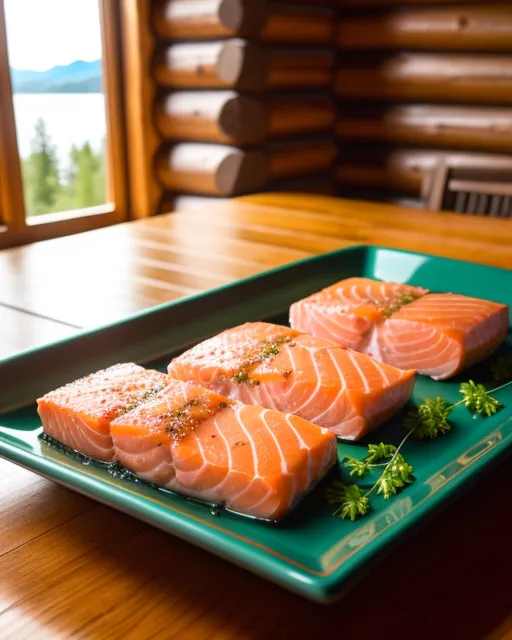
[{"left": 0, "top": 0, "right": 128, "bottom": 248}]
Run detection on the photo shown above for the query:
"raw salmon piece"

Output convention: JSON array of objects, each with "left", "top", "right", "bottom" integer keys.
[
  {"left": 110, "top": 378, "right": 337, "bottom": 521},
  {"left": 289, "top": 276, "right": 509, "bottom": 380},
  {"left": 37, "top": 363, "right": 169, "bottom": 461},
  {"left": 167, "top": 322, "right": 416, "bottom": 440},
  {"left": 290, "top": 277, "right": 428, "bottom": 351},
  {"left": 375, "top": 293, "right": 509, "bottom": 380}
]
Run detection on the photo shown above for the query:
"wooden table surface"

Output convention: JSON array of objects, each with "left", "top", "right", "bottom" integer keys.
[{"left": 0, "top": 194, "right": 511, "bottom": 639}]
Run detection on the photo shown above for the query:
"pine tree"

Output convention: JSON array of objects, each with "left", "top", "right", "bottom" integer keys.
[
  {"left": 67, "top": 140, "right": 106, "bottom": 208},
  {"left": 22, "top": 118, "right": 61, "bottom": 216}
]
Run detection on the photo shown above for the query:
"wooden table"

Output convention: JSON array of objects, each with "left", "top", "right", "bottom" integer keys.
[{"left": 0, "top": 195, "right": 511, "bottom": 639}]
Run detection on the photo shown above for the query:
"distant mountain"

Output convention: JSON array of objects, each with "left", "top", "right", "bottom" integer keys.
[{"left": 11, "top": 60, "right": 102, "bottom": 94}]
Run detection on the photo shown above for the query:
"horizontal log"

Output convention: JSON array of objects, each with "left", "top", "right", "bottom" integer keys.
[
  {"left": 260, "top": 4, "right": 334, "bottom": 44},
  {"left": 153, "top": 40, "right": 333, "bottom": 91},
  {"left": 154, "top": 91, "right": 269, "bottom": 144},
  {"left": 154, "top": 91, "right": 335, "bottom": 144},
  {"left": 153, "top": 0, "right": 334, "bottom": 43},
  {"left": 338, "top": 0, "right": 481, "bottom": 6},
  {"left": 265, "top": 50, "right": 334, "bottom": 89},
  {"left": 155, "top": 139, "right": 337, "bottom": 196},
  {"left": 336, "top": 105, "right": 512, "bottom": 152},
  {"left": 155, "top": 143, "right": 268, "bottom": 195},
  {"left": 335, "top": 54, "right": 512, "bottom": 104},
  {"left": 153, "top": 0, "right": 267, "bottom": 39},
  {"left": 338, "top": 4, "right": 512, "bottom": 51},
  {"left": 265, "top": 138, "right": 337, "bottom": 180},
  {"left": 335, "top": 148, "right": 512, "bottom": 195},
  {"left": 266, "top": 95, "right": 336, "bottom": 138}
]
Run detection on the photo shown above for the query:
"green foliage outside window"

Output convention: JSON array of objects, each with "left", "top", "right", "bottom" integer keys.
[{"left": 21, "top": 117, "right": 106, "bottom": 216}]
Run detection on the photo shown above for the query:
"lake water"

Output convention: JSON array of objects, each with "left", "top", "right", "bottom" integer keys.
[{"left": 13, "top": 93, "right": 106, "bottom": 168}]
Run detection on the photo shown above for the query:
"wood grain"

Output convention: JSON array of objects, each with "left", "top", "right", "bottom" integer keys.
[
  {"left": 0, "top": 195, "right": 509, "bottom": 332},
  {"left": 155, "top": 143, "right": 268, "bottom": 196},
  {"left": 0, "top": 305, "right": 78, "bottom": 360},
  {"left": 154, "top": 40, "right": 333, "bottom": 91},
  {"left": 122, "top": 0, "right": 162, "bottom": 219},
  {"left": 339, "top": 0, "right": 487, "bottom": 5},
  {"left": 266, "top": 95, "right": 336, "bottom": 138},
  {"left": 154, "top": 91, "right": 269, "bottom": 145},
  {"left": 0, "top": 0, "right": 26, "bottom": 234},
  {"left": 99, "top": 0, "right": 130, "bottom": 221},
  {"left": 154, "top": 91, "right": 336, "bottom": 144},
  {"left": 266, "top": 138, "right": 337, "bottom": 180},
  {"left": 0, "top": 194, "right": 511, "bottom": 638},
  {"left": 335, "top": 53, "right": 512, "bottom": 104},
  {"left": 336, "top": 105, "right": 512, "bottom": 153},
  {"left": 153, "top": 0, "right": 333, "bottom": 43},
  {"left": 337, "top": 4, "right": 512, "bottom": 51},
  {"left": 0, "top": 449, "right": 510, "bottom": 638},
  {"left": 153, "top": 0, "right": 267, "bottom": 39}
]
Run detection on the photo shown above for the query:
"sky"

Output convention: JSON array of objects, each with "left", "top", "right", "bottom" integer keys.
[{"left": 5, "top": 0, "right": 102, "bottom": 71}]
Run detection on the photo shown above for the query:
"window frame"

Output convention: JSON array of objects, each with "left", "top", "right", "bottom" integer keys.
[{"left": 0, "top": 0, "right": 129, "bottom": 249}]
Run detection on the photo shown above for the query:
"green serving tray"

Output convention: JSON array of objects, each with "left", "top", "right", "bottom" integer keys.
[{"left": 0, "top": 246, "right": 511, "bottom": 603}]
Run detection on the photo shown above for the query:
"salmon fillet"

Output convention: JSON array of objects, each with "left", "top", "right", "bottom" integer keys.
[
  {"left": 37, "top": 363, "right": 169, "bottom": 461},
  {"left": 290, "top": 277, "right": 428, "bottom": 351},
  {"left": 290, "top": 278, "right": 509, "bottom": 380},
  {"left": 167, "top": 322, "right": 416, "bottom": 440},
  {"left": 110, "top": 378, "right": 337, "bottom": 521},
  {"left": 375, "top": 293, "right": 509, "bottom": 379}
]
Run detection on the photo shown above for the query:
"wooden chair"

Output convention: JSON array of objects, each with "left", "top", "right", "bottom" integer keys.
[{"left": 422, "top": 162, "right": 512, "bottom": 217}]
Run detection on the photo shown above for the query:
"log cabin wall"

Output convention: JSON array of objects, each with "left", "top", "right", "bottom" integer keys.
[
  {"left": 147, "top": 0, "right": 339, "bottom": 214},
  {"left": 124, "top": 0, "right": 512, "bottom": 216},
  {"left": 335, "top": 1, "right": 512, "bottom": 206}
]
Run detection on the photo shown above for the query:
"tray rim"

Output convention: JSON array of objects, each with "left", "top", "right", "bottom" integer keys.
[
  {"left": 2, "top": 416, "right": 510, "bottom": 603},
  {"left": 1, "top": 243, "right": 511, "bottom": 603}
]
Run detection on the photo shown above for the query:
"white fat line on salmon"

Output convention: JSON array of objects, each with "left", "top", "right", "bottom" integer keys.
[
  {"left": 284, "top": 346, "right": 323, "bottom": 416},
  {"left": 245, "top": 486, "right": 276, "bottom": 517},
  {"left": 68, "top": 413, "right": 113, "bottom": 458},
  {"left": 138, "top": 460, "right": 175, "bottom": 487},
  {"left": 261, "top": 409, "right": 289, "bottom": 476},
  {"left": 327, "top": 349, "right": 348, "bottom": 392},
  {"left": 368, "top": 355, "right": 392, "bottom": 387},
  {"left": 311, "top": 353, "right": 347, "bottom": 424},
  {"left": 284, "top": 414, "right": 312, "bottom": 488},
  {"left": 318, "top": 306, "right": 363, "bottom": 337},
  {"left": 312, "top": 385, "right": 346, "bottom": 425},
  {"left": 364, "top": 326, "right": 384, "bottom": 363},
  {"left": 192, "top": 414, "right": 234, "bottom": 500},
  {"left": 385, "top": 329, "right": 445, "bottom": 356},
  {"left": 252, "top": 380, "right": 279, "bottom": 411},
  {"left": 221, "top": 405, "right": 262, "bottom": 508},
  {"left": 347, "top": 351, "right": 371, "bottom": 394}
]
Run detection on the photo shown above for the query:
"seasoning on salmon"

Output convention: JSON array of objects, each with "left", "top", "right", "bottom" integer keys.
[
  {"left": 375, "top": 293, "right": 509, "bottom": 380},
  {"left": 110, "top": 378, "right": 337, "bottom": 521},
  {"left": 289, "top": 277, "right": 509, "bottom": 380},
  {"left": 289, "top": 277, "right": 428, "bottom": 352},
  {"left": 36, "top": 363, "right": 168, "bottom": 461},
  {"left": 167, "top": 322, "right": 416, "bottom": 440}
]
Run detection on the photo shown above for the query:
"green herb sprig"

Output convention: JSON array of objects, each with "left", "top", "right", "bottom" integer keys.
[
  {"left": 327, "top": 433, "right": 415, "bottom": 521},
  {"left": 328, "top": 378, "right": 511, "bottom": 521},
  {"left": 404, "top": 380, "right": 508, "bottom": 439}
]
